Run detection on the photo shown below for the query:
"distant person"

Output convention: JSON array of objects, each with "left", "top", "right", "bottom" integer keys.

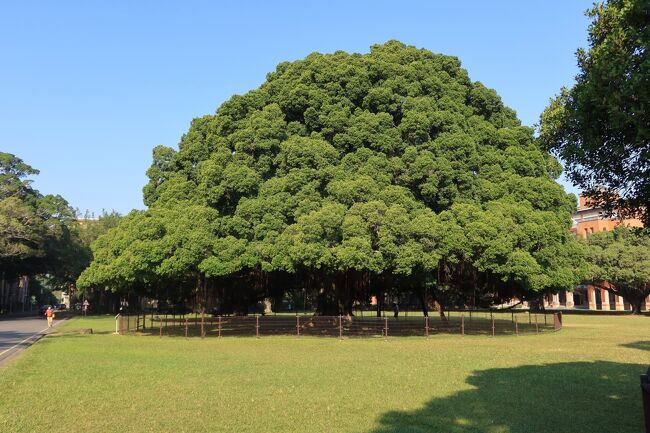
[
  {"left": 83, "top": 300, "right": 90, "bottom": 316},
  {"left": 393, "top": 301, "right": 399, "bottom": 319},
  {"left": 45, "top": 306, "right": 55, "bottom": 328}
]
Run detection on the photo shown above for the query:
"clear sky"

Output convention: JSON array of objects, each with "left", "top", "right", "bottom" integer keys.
[{"left": 1, "top": 1, "right": 593, "bottom": 216}]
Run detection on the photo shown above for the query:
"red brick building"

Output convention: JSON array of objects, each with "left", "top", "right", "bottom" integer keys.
[{"left": 551, "top": 195, "right": 649, "bottom": 311}]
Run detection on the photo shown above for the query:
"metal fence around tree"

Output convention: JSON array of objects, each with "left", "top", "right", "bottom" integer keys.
[{"left": 116, "top": 310, "right": 562, "bottom": 338}]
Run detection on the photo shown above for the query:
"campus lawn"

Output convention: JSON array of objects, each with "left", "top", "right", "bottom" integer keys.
[{"left": 0, "top": 315, "right": 648, "bottom": 433}]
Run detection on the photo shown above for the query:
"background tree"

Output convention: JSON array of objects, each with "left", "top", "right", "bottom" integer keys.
[
  {"left": 540, "top": 0, "right": 650, "bottom": 224},
  {"left": 585, "top": 226, "right": 650, "bottom": 313},
  {"left": 81, "top": 41, "right": 583, "bottom": 315},
  {"left": 0, "top": 152, "right": 95, "bottom": 312}
]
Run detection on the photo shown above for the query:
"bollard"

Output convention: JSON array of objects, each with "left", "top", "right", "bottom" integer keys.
[{"left": 641, "top": 367, "right": 650, "bottom": 433}]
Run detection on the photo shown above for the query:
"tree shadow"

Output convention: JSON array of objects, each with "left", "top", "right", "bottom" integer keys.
[
  {"left": 367, "top": 361, "right": 644, "bottom": 433},
  {"left": 621, "top": 340, "right": 650, "bottom": 352}
]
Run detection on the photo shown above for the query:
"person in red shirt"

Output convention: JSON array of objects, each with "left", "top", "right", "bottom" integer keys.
[{"left": 45, "top": 306, "right": 55, "bottom": 328}]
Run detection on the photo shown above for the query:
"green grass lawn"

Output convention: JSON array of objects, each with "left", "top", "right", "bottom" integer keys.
[{"left": 1, "top": 314, "right": 648, "bottom": 433}]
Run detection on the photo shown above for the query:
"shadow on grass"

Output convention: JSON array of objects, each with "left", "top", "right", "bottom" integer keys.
[
  {"left": 621, "top": 340, "right": 650, "bottom": 352},
  {"left": 367, "top": 361, "right": 644, "bottom": 433}
]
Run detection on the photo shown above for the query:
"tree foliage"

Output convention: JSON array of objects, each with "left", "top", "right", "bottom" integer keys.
[
  {"left": 540, "top": 0, "right": 650, "bottom": 224},
  {"left": 585, "top": 226, "right": 650, "bottom": 313},
  {"left": 80, "top": 41, "right": 582, "bottom": 314},
  {"left": 0, "top": 152, "right": 112, "bottom": 296}
]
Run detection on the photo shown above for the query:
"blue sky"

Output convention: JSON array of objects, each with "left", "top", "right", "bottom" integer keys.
[{"left": 1, "top": 1, "right": 593, "bottom": 215}]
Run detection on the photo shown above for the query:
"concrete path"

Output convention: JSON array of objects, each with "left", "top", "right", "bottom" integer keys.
[{"left": 0, "top": 314, "right": 63, "bottom": 367}]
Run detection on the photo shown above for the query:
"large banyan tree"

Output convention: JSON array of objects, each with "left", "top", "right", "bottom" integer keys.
[{"left": 78, "top": 41, "right": 583, "bottom": 315}]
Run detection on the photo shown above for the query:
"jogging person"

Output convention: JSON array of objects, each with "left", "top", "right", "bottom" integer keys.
[{"left": 45, "top": 306, "right": 55, "bottom": 328}]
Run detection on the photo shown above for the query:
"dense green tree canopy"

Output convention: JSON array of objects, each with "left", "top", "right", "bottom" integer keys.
[
  {"left": 585, "top": 226, "right": 650, "bottom": 313},
  {"left": 540, "top": 0, "right": 650, "bottom": 224},
  {"left": 80, "top": 41, "right": 582, "bottom": 314},
  {"left": 0, "top": 152, "right": 105, "bottom": 298}
]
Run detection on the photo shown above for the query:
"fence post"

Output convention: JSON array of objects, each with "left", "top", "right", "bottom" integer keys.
[
  {"left": 535, "top": 314, "right": 539, "bottom": 334},
  {"left": 384, "top": 316, "right": 388, "bottom": 340},
  {"left": 185, "top": 318, "right": 188, "bottom": 338},
  {"left": 218, "top": 315, "right": 222, "bottom": 338},
  {"left": 424, "top": 316, "right": 429, "bottom": 338},
  {"left": 201, "top": 310, "right": 205, "bottom": 338},
  {"left": 136, "top": 315, "right": 139, "bottom": 332},
  {"left": 515, "top": 315, "right": 519, "bottom": 336},
  {"left": 296, "top": 315, "right": 300, "bottom": 337},
  {"left": 491, "top": 315, "right": 495, "bottom": 337},
  {"left": 339, "top": 315, "right": 343, "bottom": 340},
  {"left": 641, "top": 366, "right": 650, "bottom": 433},
  {"left": 159, "top": 315, "right": 162, "bottom": 337},
  {"left": 461, "top": 314, "right": 465, "bottom": 336},
  {"left": 554, "top": 312, "right": 563, "bottom": 331},
  {"left": 256, "top": 315, "right": 259, "bottom": 338},
  {"left": 114, "top": 314, "right": 121, "bottom": 335}
]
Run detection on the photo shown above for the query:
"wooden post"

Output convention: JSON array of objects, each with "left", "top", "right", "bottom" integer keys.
[
  {"left": 641, "top": 367, "right": 650, "bottom": 433},
  {"left": 256, "top": 315, "right": 259, "bottom": 338},
  {"left": 159, "top": 316, "right": 162, "bottom": 337},
  {"left": 296, "top": 315, "right": 300, "bottom": 337},
  {"left": 185, "top": 318, "right": 188, "bottom": 338},
  {"left": 535, "top": 314, "right": 539, "bottom": 334},
  {"left": 424, "top": 316, "right": 429, "bottom": 338},
  {"left": 339, "top": 315, "right": 343, "bottom": 340},
  {"left": 461, "top": 314, "right": 465, "bottom": 336},
  {"left": 201, "top": 310, "right": 205, "bottom": 338},
  {"left": 491, "top": 315, "right": 495, "bottom": 337},
  {"left": 384, "top": 316, "right": 388, "bottom": 340},
  {"left": 218, "top": 315, "right": 222, "bottom": 338},
  {"left": 515, "top": 315, "right": 519, "bottom": 336}
]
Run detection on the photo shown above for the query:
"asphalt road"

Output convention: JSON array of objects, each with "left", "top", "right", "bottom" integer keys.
[{"left": 0, "top": 314, "right": 61, "bottom": 367}]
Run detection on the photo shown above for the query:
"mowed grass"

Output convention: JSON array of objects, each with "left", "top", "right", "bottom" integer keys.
[{"left": 0, "top": 315, "right": 648, "bottom": 433}]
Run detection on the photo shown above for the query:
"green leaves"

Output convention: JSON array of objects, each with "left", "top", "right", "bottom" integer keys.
[
  {"left": 584, "top": 226, "right": 650, "bottom": 312},
  {"left": 81, "top": 41, "right": 583, "bottom": 309},
  {"left": 540, "top": 0, "right": 650, "bottom": 224}
]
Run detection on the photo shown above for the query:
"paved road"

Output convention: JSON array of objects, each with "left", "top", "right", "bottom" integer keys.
[{"left": 0, "top": 314, "right": 62, "bottom": 367}]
